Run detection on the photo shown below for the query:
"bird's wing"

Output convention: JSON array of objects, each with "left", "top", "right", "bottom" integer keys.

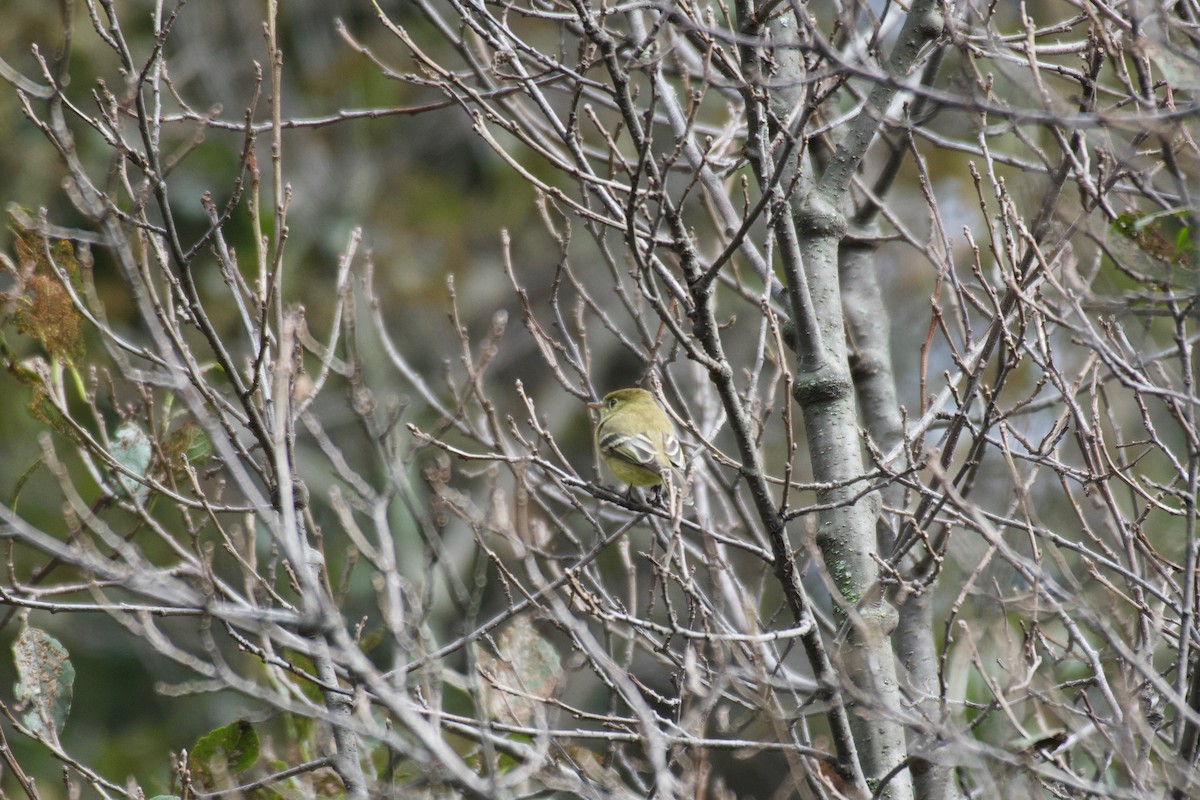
[
  {"left": 662, "top": 431, "right": 684, "bottom": 471},
  {"left": 598, "top": 430, "right": 664, "bottom": 475}
]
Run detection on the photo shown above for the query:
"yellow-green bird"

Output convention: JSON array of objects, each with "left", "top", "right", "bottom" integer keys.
[{"left": 588, "top": 388, "right": 684, "bottom": 491}]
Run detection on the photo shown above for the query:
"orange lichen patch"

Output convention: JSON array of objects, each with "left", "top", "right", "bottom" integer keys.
[{"left": 4, "top": 222, "right": 85, "bottom": 364}]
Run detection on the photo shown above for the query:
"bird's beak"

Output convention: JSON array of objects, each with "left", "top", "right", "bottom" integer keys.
[{"left": 586, "top": 401, "right": 603, "bottom": 410}]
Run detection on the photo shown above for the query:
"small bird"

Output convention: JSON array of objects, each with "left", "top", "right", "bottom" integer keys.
[{"left": 588, "top": 387, "right": 684, "bottom": 497}]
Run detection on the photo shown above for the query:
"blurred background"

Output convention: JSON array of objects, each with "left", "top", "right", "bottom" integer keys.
[
  {"left": 1, "top": 0, "right": 1194, "bottom": 796},
  {"left": 0, "top": 0, "right": 542, "bottom": 789}
]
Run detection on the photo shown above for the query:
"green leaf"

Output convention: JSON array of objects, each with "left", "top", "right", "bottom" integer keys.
[
  {"left": 1144, "top": 34, "right": 1200, "bottom": 92},
  {"left": 111, "top": 421, "right": 152, "bottom": 502},
  {"left": 10, "top": 456, "right": 45, "bottom": 511},
  {"left": 1176, "top": 224, "right": 1193, "bottom": 259},
  {"left": 13, "top": 626, "right": 74, "bottom": 742},
  {"left": 474, "top": 615, "right": 563, "bottom": 726},
  {"left": 190, "top": 719, "right": 260, "bottom": 782},
  {"left": 1108, "top": 207, "right": 1196, "bottom": 274},
  {"left": 163, "top": 421, "right": 211, "bottom": 470}
]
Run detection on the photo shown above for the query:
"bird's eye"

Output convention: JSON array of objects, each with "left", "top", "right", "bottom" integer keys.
[{"left": 607, "top": 398, "right": 618, "bottom": 408}]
